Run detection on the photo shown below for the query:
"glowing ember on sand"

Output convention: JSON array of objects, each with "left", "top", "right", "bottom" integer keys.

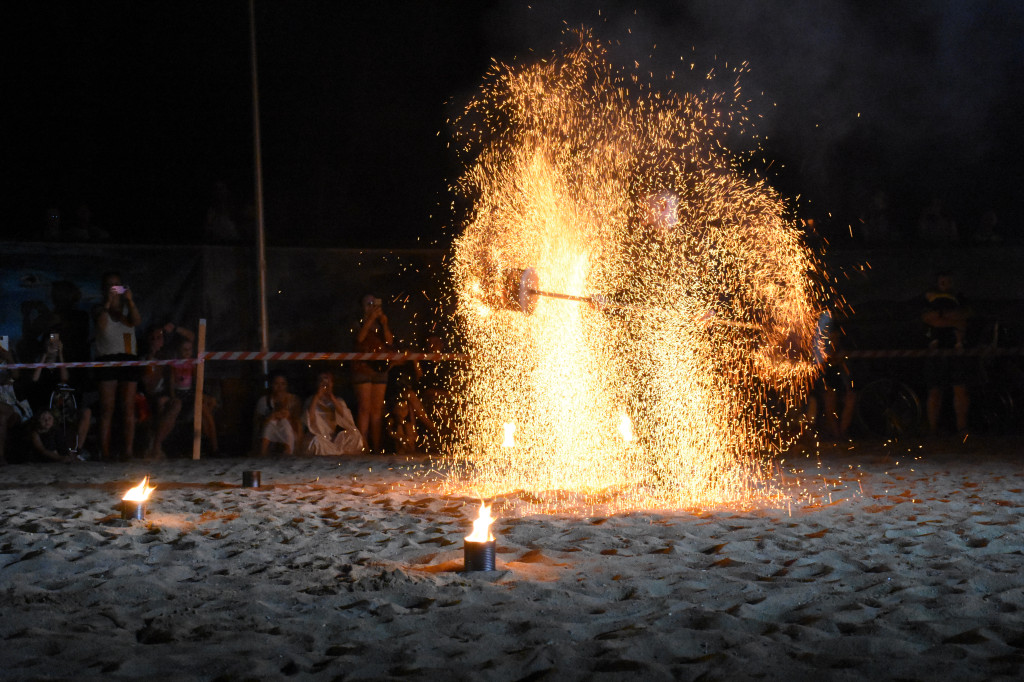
[
  {"left": 122, "top": 476, "right": 156, "bottom": 502},
  {"left": 446, "top": 34, "right": 826, "bottom": 512}
]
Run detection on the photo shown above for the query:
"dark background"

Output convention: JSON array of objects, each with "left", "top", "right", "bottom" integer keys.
[{"left": 3, "top": 0, "right": 1022, "bottom": 247}]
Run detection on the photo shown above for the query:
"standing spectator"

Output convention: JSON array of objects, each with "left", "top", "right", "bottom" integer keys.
[
  {"left": 805, "top": 310, "right": 857, "bottom": 442},
  {"left": 93, "top": 272, "right": 141, "bottom": 461},
  {"left": 254, "top": 371, "right": 302, "bottom": 456},
  {"left": 352, "top": 294, "right": 393, "bottom": 453},
  {"left": 921, "top": 271, "right": 971, "bottom": 438}
]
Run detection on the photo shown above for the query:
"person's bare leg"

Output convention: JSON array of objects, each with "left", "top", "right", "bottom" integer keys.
[
  {"left": 152, "top": 397, "right": 181, "bottom": 455},
  {"left": 839, "top": 391, "right": 857, "bottom": 438},
  {"left": 76, "top": 407, "right": 92, "bottom": 454},
  {"left": 953, "top": 384, "right": 969, "bottom": 433},
  {"left": 822, "top": 389, "right": 840, "bottom": 439},
  {"left": 98, "top": 380, "right": 117, "bottom": 460},
  {"left": 926, "top": 387, "right": 943, "bottom": 435},
  {"left": 369, "top": 383, "right": 388, "bottom": 452},
  {"left": 804, "top": 393, "right": 819, "bottom": 436},
  {"left": 0, "top": 403, "right": 18, "bottom": 464},
  {"left": 354, "top": 383, "right": 372, "bottom": 449},
  {"left": 120, "top": 381, "right": 137, "bottom": 458},
  {"left": 282, "top": 423, "right": 294, "bottom": 454},
  {"left": 202, "top": 397, "right": 218, "bottom": 452}
]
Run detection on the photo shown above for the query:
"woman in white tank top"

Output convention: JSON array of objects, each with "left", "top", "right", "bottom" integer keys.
[{"left": 92, "top": 272, "right": 142, "bottom": 460}]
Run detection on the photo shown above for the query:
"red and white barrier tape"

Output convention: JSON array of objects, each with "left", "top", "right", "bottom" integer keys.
[
  {"left": 1, "top": 351, "right": 468, "bottom": 370},
  {"left": 1, "top": 358, "right": 198, "bottom": 370},
  {"left": 4, "top": 347, "right": 1019, "bottom": 370},
  {"left": 201, "top": 351, "right": 467, "bottom": 362},
  {"left": 842, "top": 347, "right": 1024, "bottom": 359}
]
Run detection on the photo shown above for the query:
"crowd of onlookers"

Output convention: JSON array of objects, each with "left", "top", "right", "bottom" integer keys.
[{"left": 1, "top": 273, "right": 458, "bottom": 466}]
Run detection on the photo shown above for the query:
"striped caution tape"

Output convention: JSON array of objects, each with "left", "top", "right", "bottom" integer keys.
[
  {"left": 1, "top": 351, "right": 468, "bottom": 370},
  {"left": 6, "top": 347, "right": 1017, "bottom": 370},
  {"left": 841, "top": 347, "right": 1024, "bottom": 359},
  {"left": 201, "top": 351, "right": 468, "bottom": 362},
  {"left": 1, "top": 358, "right": 199, "bottom": 370}
]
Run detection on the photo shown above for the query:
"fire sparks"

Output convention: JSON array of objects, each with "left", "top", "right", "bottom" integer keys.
[
  {"left": 501, "top": 422, "right": 516, "bottom": 448},
  {"left": 617, "top": 411, "right": 635, "bottom": 443},
  {"left": 445, "top": 33, "right": 826, "bottom": 512},
  {"left": 123, "top": 476, "right": 156, "bottom": 502}
]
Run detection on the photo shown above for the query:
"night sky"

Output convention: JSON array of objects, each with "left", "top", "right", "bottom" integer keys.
[{"left": 4, "top": 1, "right": 1022, "bottom": 247}]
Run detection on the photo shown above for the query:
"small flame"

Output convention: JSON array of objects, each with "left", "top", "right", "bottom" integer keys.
[
  {"left": 465, "top": 501, "right": 495, "bottom": 542},
  {"left": 617, "top": 411, "right": 634, "bottom": 442},
  {"left": 501, "top": 422, "right": 516, "bottom": 448},
  {"left": 122, "top": 476, "right": 156, "bottom": 502}
]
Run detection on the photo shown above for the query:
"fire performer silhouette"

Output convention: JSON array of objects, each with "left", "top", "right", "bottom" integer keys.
[{"left": 447, "top": 34, "right": 824, "bottom": 510}]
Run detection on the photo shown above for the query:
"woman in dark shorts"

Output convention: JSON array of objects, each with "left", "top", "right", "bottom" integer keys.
[
  {"left": 352, "top": 294, "right": 393, "bottom": 452},
  {"left": 92, "top": 272, "right": 142, "bottom": 460}
]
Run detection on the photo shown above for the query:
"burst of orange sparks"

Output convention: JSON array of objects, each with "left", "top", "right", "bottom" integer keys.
[{"left": 444, "top": 31, "right": 829, "bottom": 513}]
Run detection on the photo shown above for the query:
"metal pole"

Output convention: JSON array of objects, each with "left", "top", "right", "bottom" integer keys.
[{"left": 249, "top": 0, "right": 270, "bottom": 380}]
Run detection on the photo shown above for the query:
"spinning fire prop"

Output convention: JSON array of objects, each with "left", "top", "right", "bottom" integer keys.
[
  {"left": 446, "top": 34, "right": 826, "bottom": 512},
  {"left": 121, "top": 476, "right": 155, "bottom": 521}
]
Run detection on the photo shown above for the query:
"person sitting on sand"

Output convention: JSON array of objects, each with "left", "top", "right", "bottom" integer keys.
[
  {"left": 254, "top": 371, "right": 302, "bottom": 456},
  {"left": 304, "top": 371, "right": 364, "bottom": 455},
  {"left": 385, "top": 397, "right": 418, "bottom": 454},
  {"left": 26, "top": 410, "right": 78, "bottom": 464}
]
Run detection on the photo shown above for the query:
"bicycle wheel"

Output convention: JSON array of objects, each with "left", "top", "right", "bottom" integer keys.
[{"left": 856, "top": 378, "right": 922, "bottom": 440}]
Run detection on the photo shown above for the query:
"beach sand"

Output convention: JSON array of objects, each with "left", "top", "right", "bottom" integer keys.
[{"left": 2, "top": 438, "right": 1023, "bottom": 681}]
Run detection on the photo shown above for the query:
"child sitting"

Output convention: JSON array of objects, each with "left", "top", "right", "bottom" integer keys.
[
  {"left": 27, "top": 410, "right": 78, "bottom": 463},
  {"left": 385, "top": 398, "right": 418, "bottom": 454}
]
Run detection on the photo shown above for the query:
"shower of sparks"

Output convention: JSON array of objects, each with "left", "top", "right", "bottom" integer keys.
[{"left": 444, "top": 33, "right": 828, "bottom": 513}]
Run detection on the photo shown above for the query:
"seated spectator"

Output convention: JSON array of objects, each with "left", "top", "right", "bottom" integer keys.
[
  {"left": 419, "top": 332, "right": 457, "bottom": 438},
  {"left": 253, "top": 371, "right": 302, "bottom": 456},
  {"left": 25, "top": 409, "right": 78, "bottom": 463},
  {"left": 28, "top": 330, "right": 94, "bottom": 459},
  {"left": 385, "top": 397, "right": 418, "bottom": 454},
  {"left": 394, "top": 381, "right": 438, "bottom": 452},
  {"left": 304, "top": 371, "right": 364, "bottom": 455},
  {"left": 138, "top": 324, "right": 182, "bottom": 461},
  {"left": 1, "top": 343, "right": 25, "bottom": 465},
  {"left": 168, "top": 328, "right": 219, "bottom": 455}
]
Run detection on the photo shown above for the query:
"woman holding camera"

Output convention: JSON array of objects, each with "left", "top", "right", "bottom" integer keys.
[
  {"left": 352, "top": 294, "right": 393, "bottom": 453},
  {"left": 92, "top": 271, "right": 141, "bottom": 461}
]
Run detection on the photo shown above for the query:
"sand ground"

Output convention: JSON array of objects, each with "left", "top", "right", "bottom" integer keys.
[{"left": 1, "top": 437, "right": 1023, "bottom": 681}]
